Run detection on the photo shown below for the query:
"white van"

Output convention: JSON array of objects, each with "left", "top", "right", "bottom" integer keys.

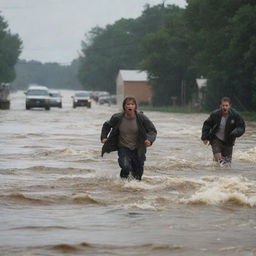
[{"left": 25, "top": 85, "right": 51, "bottom": 110}]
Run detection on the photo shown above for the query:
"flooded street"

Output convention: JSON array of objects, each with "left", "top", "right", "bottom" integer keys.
[{"left": 0, "top": 91, "right": 256, "bottom": 256}]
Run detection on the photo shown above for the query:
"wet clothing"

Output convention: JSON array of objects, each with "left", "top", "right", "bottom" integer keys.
[
  {"left": 211, "top": 137, "right": 233, "bottom": 162},
  {"left": 201, "top": 108, "right": 245, "bottom": 146},
  {"left": 101, "top": 111, "right": 157, "bottom": 157},
  {"left": 201, "top": 108, "right": 245, "bottom": 163},
  {"left": 118, "top": 147, "right": 146, "bottom": 180},
  {"left": 215, "top": 116, "right": 227, "bottom": 142},
  {"left": 101, "top": 111, "right": 157, "bottom": 180},
  {"left": 118, "top": 116, "right": 138, "bottom": 150}
]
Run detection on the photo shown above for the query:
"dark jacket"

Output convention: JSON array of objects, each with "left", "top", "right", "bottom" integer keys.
[
  {"left": 101, "top": 111, "right": 157, "bottom": 156},
  {"left": 201, "top": 108, "right": 245, "bottom": 146}
]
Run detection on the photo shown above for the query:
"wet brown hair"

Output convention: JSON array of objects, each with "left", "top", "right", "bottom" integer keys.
[
  {"left": 220, "top": 97, "right": 232, "bottom": 104},
  {"left": 122, "top": 96, "right": 137, "bottom": 111}
]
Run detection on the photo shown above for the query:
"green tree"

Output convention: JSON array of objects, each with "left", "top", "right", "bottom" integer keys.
[
  {"left": 140, "top": 5, "right": 193, "bottom": 105},
  {"left": 185, "top": 0, "right": 256, "bottom": 110},
  {"left": 228, "top": 4, "right": 256, "bottom": 109},
  {"left": 0, "top": 15, "right": 22, "bottom": 83},
  {"left": 78, "top": 4, "right": 172, "bottom": 93},
  {"left": 12, "top": 59, "right": 82, "bottom": 90},
  {"left": 78, "top": 20, "right": 138, "bottom": 93}
]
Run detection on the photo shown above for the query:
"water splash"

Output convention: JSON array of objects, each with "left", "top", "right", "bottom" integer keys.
[
  {"left": 72, "top": 193, "right": 101, "bottom": 204},
  {"left": 234, "top": 147, "right": 256, "bottom": 163},
  {"left": 181, "top": 176, "right": 256, "bottom": 207}
]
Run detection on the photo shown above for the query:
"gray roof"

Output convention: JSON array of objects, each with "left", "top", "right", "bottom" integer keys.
[
  {"left": 119, "top": 70, "right": 148, "bottom": 82},
  {"left": 196, "top": 78, "right": 207, "bottom": 89}
]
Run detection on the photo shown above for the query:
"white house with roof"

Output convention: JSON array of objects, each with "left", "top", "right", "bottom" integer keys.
[
  {"left": 116, "top": 69, "right": 152, "bottom": 108},
  {"left": 196, "top": 77, "right": 207, "bottom": 103}
]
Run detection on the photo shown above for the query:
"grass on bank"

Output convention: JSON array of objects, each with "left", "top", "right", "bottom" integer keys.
[
  {"left": 240, "top": 112, "right": 256, "bottom": 122},
  {"left": 140, "top": 105, "right": 256, "bottom": 122},
  {"left": 140, "top": 105, "right": 206, "bottom": 114}
]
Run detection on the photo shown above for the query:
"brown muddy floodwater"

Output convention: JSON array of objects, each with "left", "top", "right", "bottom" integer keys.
[{"left": 0, "top": 91, "right": 256, "bottom": 256}]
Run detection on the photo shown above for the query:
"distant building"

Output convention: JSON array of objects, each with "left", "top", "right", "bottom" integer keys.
[
  {"left": 190, "top": 77, "right": 208, "bottom": 109},
  {"left": 196, "top": 77, "right": 207, "bottom": 102},
  {"left": 116, "top": 69, "right": 152, "bottom": 108}
]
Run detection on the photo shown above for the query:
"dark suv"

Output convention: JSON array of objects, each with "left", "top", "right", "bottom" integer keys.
[{"left": 71, "top": 91, "right": 92, "bottom": 108}]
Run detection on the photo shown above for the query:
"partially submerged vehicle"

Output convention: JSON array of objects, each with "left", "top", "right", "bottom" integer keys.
[
  {"left": 25, "top": 85, "right": 51, "bottom": 110},
  {"left": 98, "top": 95, "right": 117, "bottom": 105},
  {"left": 71, "top": 91, "right": 92, "bottom": 108},
  {"left": 49, "top": 90, "right": 62, "bottom": 108},
  {"left": 91, "top": 91, "right": 109, "bottom": 103},
  {"left": 0, "top": 83, "right": 10, "bottom": 110}
]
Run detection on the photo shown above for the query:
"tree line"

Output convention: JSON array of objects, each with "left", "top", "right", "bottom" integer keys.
[
  {"left": 12, "top": 59, "right": 82, "bottom": 90},
  {"left": 0, "top": 15, "right": 22, "bottom": 84},
  {"left": 78, "top": 0, "right": 256, "bottom": 110},
  {"left": 1, "top": 1, "right": 256, "bottom": 110}
]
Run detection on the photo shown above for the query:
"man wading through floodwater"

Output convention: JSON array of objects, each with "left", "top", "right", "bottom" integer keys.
[
  {"left": 201, "top": 97, "right": 245, "bottom": 167},
  {"left": 101, "top": 97, "right": 157, "bottom": 180}
]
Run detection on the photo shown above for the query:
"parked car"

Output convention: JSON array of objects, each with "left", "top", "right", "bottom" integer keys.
[
  {"left": 25, "top": 85, "right": 50, "bottom": 110},
  {"left": 98, "top": 95, "right": 117, "bottom": 105},
  {"left": 49, "top": 91, "right": 62, "bottom": 108},
  {"left": 91, "top": 91, "right": 109, "bottom": 102},
  {"left": 71, "top": 91, "right": 92, "bottom": 108}
]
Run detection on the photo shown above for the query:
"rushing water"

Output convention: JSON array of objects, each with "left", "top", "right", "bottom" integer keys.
[{"left": 0, "top": 91, "right": 255, "bottom": 256}]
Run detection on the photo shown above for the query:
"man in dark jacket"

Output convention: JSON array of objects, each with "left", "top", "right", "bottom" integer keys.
[
  {"left": 101, "top": 96, "right": 157, "bottom": 180},
  {"left": 201, "top": 97, "right": 245, "bottom": 166}
]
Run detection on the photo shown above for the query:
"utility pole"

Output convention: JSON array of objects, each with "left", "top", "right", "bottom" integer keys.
[{"left": 181, "top": 80, "right": 186, "bottom": 106}]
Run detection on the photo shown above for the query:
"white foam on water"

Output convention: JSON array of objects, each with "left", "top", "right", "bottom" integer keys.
[
  {"left": 147, "top": 156, "right": 197, "bottom": 171},
  {"left": 58, "top": 147, "right": 100, "bottom": 156},
  {"left": 123, "top": 180, "right": 161, "bottom": 190},
  {"left": 144, "top": 175, "right": 206, "bottom": 188},
  {"left": 181, "top": 176, "right": 256, "bottom": 207},
  {"left": 123, "top": 202, "right": 159, "bottom": 211},
  {"left": 36, "top": 147, "right": 101, "bottom": 157},
  {"left": 234, "top": 147, "right": 256, "bottom": 163}
]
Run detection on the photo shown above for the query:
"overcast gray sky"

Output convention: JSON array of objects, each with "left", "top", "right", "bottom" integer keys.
[{"left": 1, "top": 0, "right": 186, "bottom": 64}]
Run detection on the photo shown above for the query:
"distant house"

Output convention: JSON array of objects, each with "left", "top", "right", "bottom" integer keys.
[
  {"left": 196, "top": 77, "right": 207, "bottom": 102},
  {"left": 116, "top": 69, "right": 152, "bottom": 107}
]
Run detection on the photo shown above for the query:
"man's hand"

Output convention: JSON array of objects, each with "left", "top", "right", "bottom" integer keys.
[
  {"left": 203, "top": 140, "right": 209, "bottom": 145},
  {"left": 101, "top": 138, "right": 108, "bottom": 144},
  {"left": 145, "top": 139, "right": 152, "bottom": 147},
  {"left": 230, "top": 129, "right": 237, "bottom": 137}
]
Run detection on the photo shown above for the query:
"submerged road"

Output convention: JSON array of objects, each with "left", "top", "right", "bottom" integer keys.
[{"left": 0, "top": 90, "right": 255, "bottom": 256}]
